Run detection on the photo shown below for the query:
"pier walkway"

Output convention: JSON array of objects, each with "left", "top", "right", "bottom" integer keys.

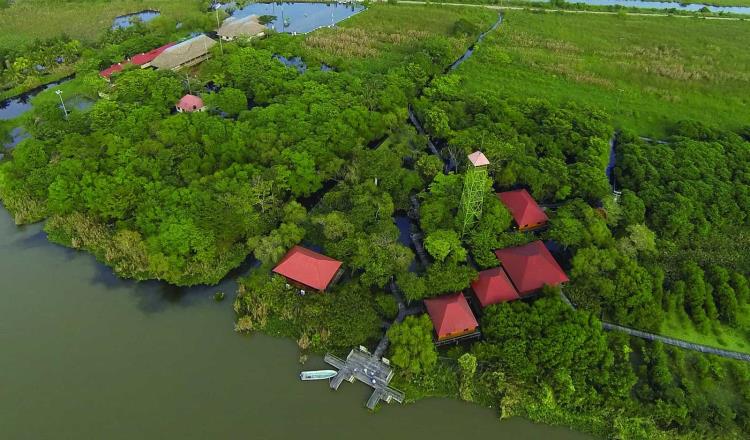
[{"left": 325, "top": 348, "right": 405, "bottom": 410}]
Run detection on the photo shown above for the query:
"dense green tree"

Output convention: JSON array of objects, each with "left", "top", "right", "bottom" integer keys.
[{"left": 387, "top": 314, "right": 438, "bottom": 375}]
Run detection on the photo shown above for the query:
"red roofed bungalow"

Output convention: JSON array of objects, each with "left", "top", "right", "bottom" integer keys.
[
  {"left": 272, "top": 246, "right": 343, "bottom": 292},
  {"left": 424, "top": 293, "right": 479, "bottom": 341},
  {"left": 130, "top": 42, "right": 176, "bottom": 67},
  {"left": 471, "top": 267, "right": 520, "bottom": 307},
  {"left": 497, "top": 189, "right": 548, "bottom": 232},
  {"left": 176, "top": 94, "right": 205, "bottom": 113},
  {"left": 99, "top": 63, "right": 125, "bottom": 80},
  {"left": 494, "top": 241, "right": 569, "bottom": 296}
]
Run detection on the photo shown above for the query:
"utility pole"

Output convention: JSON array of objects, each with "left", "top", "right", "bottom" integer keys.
[
  {"left": 215, "top": 6, "right": 224, "bottom": 55},
  {"left": 55, "top": 89, "right": 68, "bottom": 120},
  {"left": 185, "top": 73, "right": 191, "bottom": 94}
]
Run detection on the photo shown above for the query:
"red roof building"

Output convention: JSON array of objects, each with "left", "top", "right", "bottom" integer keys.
[
  {"left": 176, "top": 94, "right": 205, "bottom": 113},
  {"left": 497, "top": 189, "right": 548, "bottom": 231},
  {"left": 99, "top": 63, "right": 124, "bottom": 79},
  {"left": 424, "top": 293, "right": 479, "bottom": 341},
  {"left": 272, "top": 246, "right": 343, "bottom": 291},
  {"left": 471, "top": 267, "right": 520, "bottom": 307},
  {"left": 131, "top": 42, "right": 176, "bottom": 67},
  {"left": 494, "top": 241, "right": 569, "bottom": 296}
]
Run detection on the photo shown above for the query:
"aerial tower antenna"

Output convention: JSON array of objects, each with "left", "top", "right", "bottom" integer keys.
[{"left": 459, "top": 151, "right": 489, "bottom": 237}]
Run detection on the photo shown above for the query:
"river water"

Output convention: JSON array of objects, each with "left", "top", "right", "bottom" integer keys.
[
  {"left": 224, "top": 2, "right": 366, "bottom": 34},
  {"left": 558, "top": 0, "right": 750, "bottom": 14},
  {"left": 0, "top": 208, "right": 590, "bottom": 439}
]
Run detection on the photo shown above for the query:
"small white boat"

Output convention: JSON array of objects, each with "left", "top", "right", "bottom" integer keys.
[{"left": 300, "top": 370, "right": 338, "bottom": 381}]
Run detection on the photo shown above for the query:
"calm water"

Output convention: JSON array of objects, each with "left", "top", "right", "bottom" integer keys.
[
  {"left": 112, "top": 10, "right": 162, "bottom": 30},
  {"left": 0, "top": 207, "right": 590, "bottom": 439},
  {"left": 540, "top": 0, "right": 750, "bottom": 14},
  {"left": 0, "top": 77, "right": 72, "bottom": 121},
  {"left": 3, "top": 127, "right": 29, "bottom": 149},
  {"left": 226, "top": 2, "right": 365, "bottom": 34}
]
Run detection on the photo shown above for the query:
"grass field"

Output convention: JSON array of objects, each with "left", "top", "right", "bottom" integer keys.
[
  {"left": 0, "top": 0, "right": 206, "bottom": 50},
  {"left": 302, "top": 4, "right": 498, "bottom": 71},
  {"left": 660, "top": 305, "right": 750, "bottom": 354},
  {"left": 452, "top": 9, "right": 750, "bottom": 136}
]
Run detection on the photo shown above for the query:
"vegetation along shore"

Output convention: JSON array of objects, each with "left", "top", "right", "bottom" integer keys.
[{"left": 2, "top": 1, "right": 750, "bottom": 439}]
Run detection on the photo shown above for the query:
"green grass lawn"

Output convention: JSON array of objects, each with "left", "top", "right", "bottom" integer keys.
[
  {"left": 302, "top": 4, "right": 498, "bottom": 71},
  {"left": 660, "top": 304, "right": 750, "bottom": 354},
  {"left": 0, "top": 0, "right": 206, "bottom": 50},
  {"left": 452, "top": 9, "right": 750, "bottom": 136}
]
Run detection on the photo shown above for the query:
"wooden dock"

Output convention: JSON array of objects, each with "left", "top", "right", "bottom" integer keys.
[{"left": 324, "top": 347, "right": 405, "bottom": 410}]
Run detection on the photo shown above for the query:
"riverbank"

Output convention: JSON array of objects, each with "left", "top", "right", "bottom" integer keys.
[{"left": 0, "top": 207, "right": 593, "bottom": 440}]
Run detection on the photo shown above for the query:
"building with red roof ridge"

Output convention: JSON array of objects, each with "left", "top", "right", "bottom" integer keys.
[
  {"left": 494, "top": 241, "right": 569, "bottom": 296},
  {"left": 272, "top": 245, "right": 343, "bottom": 292},
  {"left": 471, "top": 267, "right": 520, "bottom": 307},
  {"left": 99, "top": 63, "right": 125, "bottom": 80},
  {"left": 130, "top": 42, "right": 176, "bottom": 67},
  {"left": 176, "top": 94, "right": 205, "bottom": 113},
  {"left": 497, "top": 189, "right": 548, "bottom": 232},
  {"left": 424, "top": 293, "right": 479, "bottom": 341}
]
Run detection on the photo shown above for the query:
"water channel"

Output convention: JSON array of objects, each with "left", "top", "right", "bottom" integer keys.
[{"left": 0, "top": 76, "right": 73, "bottom": 121}]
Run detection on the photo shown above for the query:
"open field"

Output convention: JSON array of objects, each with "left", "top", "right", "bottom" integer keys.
[
  {"left": 451, "top": 9, "right": 750, "bottom": 136},
  {"left": 301, "top": 3, "right": 499, "bottom": 71},
  {"left": 0, "top": 0, "right": 206, "bottom": 50}
]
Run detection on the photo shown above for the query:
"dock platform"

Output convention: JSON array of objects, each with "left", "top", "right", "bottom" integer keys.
[{"left": 324, "top": 347, "right": 405, "bottom": 410}]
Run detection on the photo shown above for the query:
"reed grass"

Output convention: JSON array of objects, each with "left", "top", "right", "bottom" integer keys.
[
  {"left": 454, "top": 9, "right": 750, "bottom": 136},
  {"left": 0, "top": 0, "right": 206, "bottom": 50}
]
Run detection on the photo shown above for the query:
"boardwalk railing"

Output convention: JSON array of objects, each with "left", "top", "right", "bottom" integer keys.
[
  {"left": 602, "top": 322, "right": 750, "bottom": 362},
  {"left": 560, "top": 291, "right": 750, "bottom": 362}
]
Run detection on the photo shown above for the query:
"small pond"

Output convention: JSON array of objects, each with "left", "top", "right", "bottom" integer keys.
[
  {"left": 3, "top": 127, "right": 29, "bottom": 149},
  {"left": 535, "top": 0, "right": 750, "bottom": 14},
  {"left": 224, "top": 2, "right": 366, "bottom": 34},
  {"left": 0, "top": 76, "right": 73, "bottom": 121},
  {"left": 273, "top": 55, "right": 337, "bottom": 73},
  {"left": 112, "top": 10, "right": 162, "bottom": 30},
  {"left": 274, "top": 55, "right": 307, "bottom": 73}
]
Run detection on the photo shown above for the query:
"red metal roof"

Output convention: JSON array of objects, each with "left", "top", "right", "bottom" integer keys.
[
  {"left": 176, "top": 94, "right": 205, "bottom": 112},
  {"left": 131, "top": 42, "right": 176, "bottom": 66},
  {"left": 471, "top": 267, "right": 520, "bottom": 307},
  {"left": 272, "top": 246, "right": 342, "bottom": 291},
  {"left": 99, "top": 63, "right": 125, "bottom": 79},
  {"left": 497, "top": 189, "right": 548, "bottom": 229},
  {"left": 494, "top": 241, "right": 569, "bottom": 296},
  {"left": 424, "top": 293, "right": 479, "bottom": 339}
]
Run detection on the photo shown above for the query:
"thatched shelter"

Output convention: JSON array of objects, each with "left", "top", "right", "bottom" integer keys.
[
  {"left": 151, "top": 34, "right": 217, "bottom": 71},
  {"left": 217, "top": 15, "right": 266, "bottom": 41}
]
